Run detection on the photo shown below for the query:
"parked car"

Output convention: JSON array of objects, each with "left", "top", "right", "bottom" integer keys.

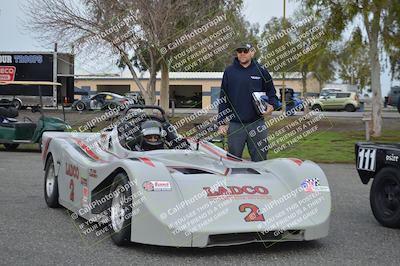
[
  {"left": 72, "top": 92, "right": 131, "bottom": 111},
  {"left": 311, "top": 91, "right": 360, "bottom": 112},
  {"left": 387, "top": 86, "right": 400, "bottom": 113},
  {"left": 125, "top": 92, "right": 145, "bottom": 105},
  {"left": 355, "top": 142, "right": 400, "bottom": 228}
]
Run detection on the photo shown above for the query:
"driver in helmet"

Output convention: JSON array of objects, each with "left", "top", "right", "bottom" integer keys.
[{"left": 140, "top": 120, "right": 165, "bottom": 151}]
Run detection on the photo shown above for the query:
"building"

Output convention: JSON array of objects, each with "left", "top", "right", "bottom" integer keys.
[{"left": 74, "top": 71, "right": 321, "bottom": 109}]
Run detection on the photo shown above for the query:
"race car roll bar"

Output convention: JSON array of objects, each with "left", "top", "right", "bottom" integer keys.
[{"left": 123, "top": 105, "right": 166, "bottom": 117}]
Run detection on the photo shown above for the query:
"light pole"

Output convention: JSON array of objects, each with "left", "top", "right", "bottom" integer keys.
[{"left": 281, "top": 0, "right": 286, "bottom": 114}]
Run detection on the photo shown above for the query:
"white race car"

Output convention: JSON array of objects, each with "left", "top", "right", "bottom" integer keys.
[{"left": 42, "top": 105, "right": 331, "bottom": 247}]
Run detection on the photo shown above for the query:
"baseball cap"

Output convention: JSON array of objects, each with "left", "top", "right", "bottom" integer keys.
[{"left": 235, "top": 43, "right": 253, "bottom": 51}]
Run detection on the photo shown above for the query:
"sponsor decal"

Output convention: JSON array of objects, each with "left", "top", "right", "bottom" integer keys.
[
  {"left": 66, "top": 163, "right": 79, "bottom": 179},
  {"left": 82, "top": 186, "right": 89, "bottom": 208},
  {"left": 143, "top": 181, "right": 172, "bottom": 191},
  {"left": 203, "top": 185, "right": 269, "bottom": 199},
  {"left": 250, "top": 76, "right": 261, "bottom": 80},
  {"left": 89, "top": 169, "right": 97, "bottom": 178},
  {"left": 0, "top": 66, "right": 16, "bottom": 81},
  {"left": 386, "top": 154, "right": 399, "bottom": 162},
  {"left": 301, "top": 178, "right": 329, "bottom": 192}
]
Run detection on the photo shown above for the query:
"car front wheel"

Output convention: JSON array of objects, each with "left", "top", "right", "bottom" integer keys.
[
  {"left": 110, "top": 172, "right": 132, "bottom": 246},
  {"left": 370, "top": 167, "right": 400, "bottom": 228},
  {"left": 44, "top": 155, "right": 61, "bottom": 208}
]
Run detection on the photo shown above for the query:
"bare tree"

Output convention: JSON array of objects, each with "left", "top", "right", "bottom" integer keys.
[
  {"left": 25, "top": 0, "right": 189, "bottom": 106},
  {"left": 25, "top": 0, "right": 238, "bottom": 112}
]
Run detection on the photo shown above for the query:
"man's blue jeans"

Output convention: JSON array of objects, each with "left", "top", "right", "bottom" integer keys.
[{"left": 227, "top": 119, "right": 268, "bottom": 162}]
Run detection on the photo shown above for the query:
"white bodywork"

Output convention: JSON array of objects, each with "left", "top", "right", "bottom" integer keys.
[{"left": 41, "top": 127, "right": 331, "bottom": 247}]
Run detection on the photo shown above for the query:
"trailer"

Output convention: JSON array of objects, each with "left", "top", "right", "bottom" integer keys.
[{"left": 0, "top": 52, "right": 74, "bottom": 109}]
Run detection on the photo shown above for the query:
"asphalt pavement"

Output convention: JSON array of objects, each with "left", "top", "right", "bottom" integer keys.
[{"left": 0, "top": 152, "right": 399, "bottom": 266}]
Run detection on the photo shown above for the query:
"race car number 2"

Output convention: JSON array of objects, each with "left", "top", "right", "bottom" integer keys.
[
  {"left": 239, "top": 203, "right": 265, "bottom": 222},
  {"left": 69, "top": 179, "right": 74, "bottom": 202}
]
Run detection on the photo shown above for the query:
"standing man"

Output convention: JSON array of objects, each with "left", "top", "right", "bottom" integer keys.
[{"left": 217, "top": 43, "right": 276, "bottom": 161}]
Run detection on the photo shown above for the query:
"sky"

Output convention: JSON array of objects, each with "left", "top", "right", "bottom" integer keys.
[{"left": 0, "top": 0, "right": 397, "bottom": 95}]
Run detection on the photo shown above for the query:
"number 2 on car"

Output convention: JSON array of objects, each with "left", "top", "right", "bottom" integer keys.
[{"left": 239, "top": 203, "right": 265, "bottom": 222}]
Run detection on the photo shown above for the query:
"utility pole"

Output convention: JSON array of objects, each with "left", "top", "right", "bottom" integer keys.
[{"left": 281, "top": 0, "right": 286, "bottom": 114}]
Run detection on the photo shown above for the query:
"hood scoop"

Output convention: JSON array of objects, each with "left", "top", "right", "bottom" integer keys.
[
  {"left": 168, "top": 167, "right": 216, "bottom": 175},
  {"left": 230, "top": 168, "right": 260, "bottom": 175}
]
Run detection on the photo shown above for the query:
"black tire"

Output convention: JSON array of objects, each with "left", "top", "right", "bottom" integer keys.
[
  {"left": 370, "top": 167, "right": 400, "bottom": 228},
  {"left": 75, "top": 101, "right": 86, "bottom": 111},
  {"left": 4, "top": 143, "right": 19, "bottom": 150},
  {"left": 6, "top": 107, "right": 18, "bottom": 118},
  {"left": 0, "top": 106, "right": 18, "bottom": 118},
  {"left": 44, "top": 156, "right": 61, "bottom": 208},
  {"left": 345, "top": 104, "right": 356, "bottom": 112},
  {"left": 109, "top": 172, "right": 132, "bottom": 246},
  {"left": 107, "top": 103, "right": 117, "bottom": 111},
  {"left": 311, "top": 104, "right": 322, "bottom": 111},
  {"left": 12, "top": 99, "right": 22, "bottom": 110}
]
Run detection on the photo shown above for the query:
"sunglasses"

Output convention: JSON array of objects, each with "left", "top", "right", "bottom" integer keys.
[{"left": 236, "top": 48, "right": 249, "bottom": 54}]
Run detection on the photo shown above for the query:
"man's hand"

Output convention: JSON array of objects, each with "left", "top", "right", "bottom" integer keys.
[
  {"left": 262, "top": 104, "right": 274, "bottom": 116},
  {"left": 218, "top": 125, "right": 228, "bottom": 135}
]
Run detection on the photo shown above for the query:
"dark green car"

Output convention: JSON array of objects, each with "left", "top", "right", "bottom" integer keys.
[{"left": 0, "top": 81, "right": 70, "bottom": 150}]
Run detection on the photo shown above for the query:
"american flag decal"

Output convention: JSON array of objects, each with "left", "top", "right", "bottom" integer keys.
[{"left": 301, "top": 178, "right": 320, "bottom": 192}]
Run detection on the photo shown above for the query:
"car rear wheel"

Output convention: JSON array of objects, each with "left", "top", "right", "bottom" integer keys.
[
  {"left": 3, "top": 144, "right": 19, "bottom": 150},
  {"left": 345, "top": 104, "right": 356, "bottom": 112},
  {"left": 44, "top": 155, "right": 61, "bottom": 208},
  {"left": 110, "top": 172, "right": 132, "bottom": 246},
  {"left": 311, "top": 104, "right": 322, "bottom": 111},
  {"left": 370, "top": 167, "right": 400, "bottom": 228},
  {"left": 75, "top": 102, "right": 85, "bottom": 111}
]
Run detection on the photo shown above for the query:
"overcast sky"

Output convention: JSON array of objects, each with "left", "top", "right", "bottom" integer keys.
[{"left": 0, "top": 0, "right": 396, "bottom": 94}]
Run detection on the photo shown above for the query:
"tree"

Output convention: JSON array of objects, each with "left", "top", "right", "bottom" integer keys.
[
  {"left": 161, "top": 0, "right": 249, "bottom": 73},
  {"left": 337, "top": 27, "right": 371, "bottom": 91},
  {"left": 25, "top": 0, "right": 238, "bottom": 111},
  {"left": 300, "top": 0, "right": 400, "bottom": 136},
  {"left": 258, "top": 13, "right": 335, "bottom": 99}
]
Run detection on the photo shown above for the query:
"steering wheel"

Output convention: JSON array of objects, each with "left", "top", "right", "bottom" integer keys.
[
  {"left": 24, "top": 117, "right": 33, "bottom": 123},
  {"left": 118, "top": 122, "right": 141, "bottom": 150}
]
